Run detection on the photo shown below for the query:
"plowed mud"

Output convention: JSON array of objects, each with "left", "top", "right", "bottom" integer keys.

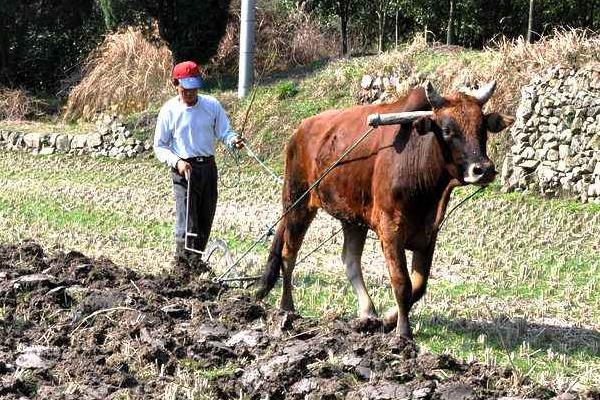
[{"left": 0, "top": 240, "right": 595, "bottom": 399}]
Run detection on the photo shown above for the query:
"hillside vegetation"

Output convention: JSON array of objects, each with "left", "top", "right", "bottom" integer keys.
[
  {"left": 28, "top": 29, "right": 591, "bottom": 166},
  {"left": 3, "top": 29, "right": 599, "bottom": 165},
  {"left": 218, "top": 29, "right": 600, "bottom": 163}
]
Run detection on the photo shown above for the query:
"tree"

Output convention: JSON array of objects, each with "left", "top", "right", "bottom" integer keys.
[
  {"left": 143, "top": 0, "right": 232, "bottom": 63},
  {"left": 335, "top": 0, "right": 354, "bottom": 56},
  {"left": 299, "top": 0, "right": 358, "bottom": 56},
  {"left": 374, "top": 0, "right": 394, "bottom": 53},
  {"left": 97, "top": 0, "right": 147, "bottom": 30},
  {"left": 0, "top": 0, "right": 104, "bottom": 93},
  {"left": 98, "top": 0, "right": 232, "bottom": 64}
]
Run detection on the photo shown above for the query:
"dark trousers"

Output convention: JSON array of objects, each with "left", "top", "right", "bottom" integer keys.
[{"left": 172, "top": 158, "right": 218, "bottom": 252}]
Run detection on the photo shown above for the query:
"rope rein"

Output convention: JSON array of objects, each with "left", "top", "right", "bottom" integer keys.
[
  {"left": 243, "top": 143, "right": 283, "bottom": 185},
  {"left": 438, "top": 186, "right": 486, "bottom": 230},
  {"left": 217, "top": 124, "right": 487, "bottom": 283},
  {"left": 214, "top": 125, "right": 376, "bottom": 283}
]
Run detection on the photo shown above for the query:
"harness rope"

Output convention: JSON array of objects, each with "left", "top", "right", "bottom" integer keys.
[
  {"left": 217, "top": 127, "right": 487, "bottom": 284},
  {"left": 437, "top": 185, "right": 486, "bottom": 230},
  {"left": 214, "top": 125, "right": 376, "bottom": 283},
  {"left": 243, "top": 143, "right": 283, "bottom": 185},
  {"left": 295, "top": 225, "right": 344, "bottom": 268}
]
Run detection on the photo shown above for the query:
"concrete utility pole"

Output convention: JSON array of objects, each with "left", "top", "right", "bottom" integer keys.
[
  {"left": 238, "top": 0, "right": 256, "bottom": 98},
  {"left": 446, "top": 0, "right": 454, "bottom": 45},
  {"left": 527, "top": 0, "right": 534, "bottom": 43}
]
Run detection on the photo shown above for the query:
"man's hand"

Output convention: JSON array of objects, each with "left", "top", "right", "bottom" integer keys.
[
  {"left": 176, "top": 159, "right": 191, "bottom": 179},
  {"left": 232, "top": 136, "right": 245, "bottom": 149}
]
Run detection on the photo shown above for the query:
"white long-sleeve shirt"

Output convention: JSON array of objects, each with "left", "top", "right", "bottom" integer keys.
[{"left": 153, "top": 94, "right": 238, "bottom": 168}]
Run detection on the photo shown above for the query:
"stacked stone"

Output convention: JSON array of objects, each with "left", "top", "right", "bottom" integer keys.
[
  {"left": 501, "top": 65, "right": 600, "bottom": 203},
  {"left": 357, "top": 72, "right": 426, "bottom": 104},
  {"left": 0, "top": 113, "right": 153, "bottom": 160}
]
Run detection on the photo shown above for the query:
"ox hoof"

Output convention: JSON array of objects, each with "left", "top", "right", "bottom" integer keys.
[
  {"left": 382, "top": 316, "right": 397, "bottom": 333},
  {"left": 350, "top": 316, "right": 383, "bottom": 333},
  {"left": 269, "top": 310, "right": 300, "bottom": 332},
  {"left": 254, "top": 284, "right": 270, "bottom": 301},
  {"left": 383, "top": 320, "right": 413, "bottom": 339}
]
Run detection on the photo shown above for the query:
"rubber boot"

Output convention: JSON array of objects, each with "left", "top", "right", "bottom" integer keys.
[
  {"left": 187, "top": 237, "right": 210, "bottom": 273},
  {"left": 173, "top": 238, "right": 190, "bottom": 267}
]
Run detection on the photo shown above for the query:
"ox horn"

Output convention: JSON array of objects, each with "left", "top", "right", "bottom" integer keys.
[
  {"left": 367, "top": 110, "right": 433, "bottom": 127},
  {"left": 424, "top": 81, "right": 446, "bottom": 109},
  {"left": 469, "top": 81, "right": 497, "bottom": 105}
]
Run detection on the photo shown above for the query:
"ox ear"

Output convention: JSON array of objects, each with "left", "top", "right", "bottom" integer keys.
[
  {"left": 485, "top": 113, "right": 515, "bottom": 133},
  {"left": 414, "top": 116, "right": 434, "bottom": 135}
]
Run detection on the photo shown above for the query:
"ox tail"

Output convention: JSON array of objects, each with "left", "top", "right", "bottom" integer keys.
[{"left": 255, "top": 223, "right": 285, "bottom": 300}]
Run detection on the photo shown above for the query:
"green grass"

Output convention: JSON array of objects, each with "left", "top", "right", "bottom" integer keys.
[
  {"left": 0, "top": 194, "right": 172, "bottom": 244},
  {"left": 274, "top": 80, "right": 299, "bottom": 99},
  {"left": 413, "top": 52, "right": 450, "bottom": 74}
]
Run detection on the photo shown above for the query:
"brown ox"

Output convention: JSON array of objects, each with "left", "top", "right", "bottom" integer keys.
[{"left": 255, "top": 81, "right": 514, "bottom": 338}]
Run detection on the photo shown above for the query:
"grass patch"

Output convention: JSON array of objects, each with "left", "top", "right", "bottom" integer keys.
[
  {"left": 274, "top": 80, "right": 299, "bottom": 99},
  {"left": 178, "top": 359, "right": 239, "bottom": 380},
  {"left": 413, "top": 51, "right": 450, "bottom": 74}
]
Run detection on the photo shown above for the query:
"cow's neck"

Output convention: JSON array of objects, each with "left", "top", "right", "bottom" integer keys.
[{"left": 392, "top": 128, "right": 453, "bottom": 202}]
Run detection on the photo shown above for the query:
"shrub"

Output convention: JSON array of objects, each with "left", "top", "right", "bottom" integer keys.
[
  {"left": 0, "top": 88, "right": 46, "bottom": 121},
  {"left": 275, "top": 81, "right": 299, "bottom": 99}
]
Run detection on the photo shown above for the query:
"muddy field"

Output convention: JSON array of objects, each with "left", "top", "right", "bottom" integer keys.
[{"left": 0, "top": 241, "right": 596, "bottom": 399}]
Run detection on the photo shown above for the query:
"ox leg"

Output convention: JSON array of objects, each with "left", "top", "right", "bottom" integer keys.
[
  {"left": 409, "top": 243, "right": 435, "bottom": 309},
  {"left": 280, "top": 209, "right": 316, "bottom": 311},
  {"left": 379, "top": 232, "right": 413, "bottom": 338},
  {"left": 341, "top": 222, "right": 377, "bottom": 320},
  {"left": 383, "top": 243, "right": 436, "bottom": 330}
]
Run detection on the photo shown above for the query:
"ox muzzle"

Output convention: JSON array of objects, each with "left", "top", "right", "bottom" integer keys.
[{"left": 463, "top": 160, "right": 496, "bottom": 185}]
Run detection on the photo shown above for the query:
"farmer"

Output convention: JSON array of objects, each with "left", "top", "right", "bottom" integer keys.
[{"left": 154, "top": 60, "right": 244, "bottom": 268}]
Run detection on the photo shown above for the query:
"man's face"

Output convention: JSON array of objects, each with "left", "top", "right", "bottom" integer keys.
[{"left": 176, "top": 85, "right": 198, "bottom": 106}]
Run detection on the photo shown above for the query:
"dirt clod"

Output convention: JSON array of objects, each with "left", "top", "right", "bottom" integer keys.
[{"left": 0, "top": 241, "right": 591, "bottom": 399}]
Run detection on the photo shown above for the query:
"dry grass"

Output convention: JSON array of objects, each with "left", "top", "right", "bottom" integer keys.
[
  {"left": 0, "top": 87, "right": 46, "bottom": 120},
  {"left": 487, "top": 28, "right": 600, "bottom": 112},
  {"left": 62, "top": 4, "right": 336, "bottom": 122},
  {"left": 64, "top": 27, "right": 173, "bottom": 121},
  {"left": 364, "top": 29, "right": 599, "bottom": 116}
]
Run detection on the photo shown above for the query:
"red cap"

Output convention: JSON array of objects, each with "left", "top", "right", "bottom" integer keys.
[
  {"left": 172, "top": 61, "right": 200, "bottom": 79},
  {"left": 172, "top": 61, "right": 203, "bottom": 89}
]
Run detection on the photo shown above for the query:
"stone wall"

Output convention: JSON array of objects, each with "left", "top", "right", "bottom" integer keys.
[
  {"left": 358, "top": 72, "right": 427, "bottom": 104},
  {"left": 501, "top": 65, "right": 600, "bottom": 203},
  {"left": 0, "top": 113, "right": 153, "bottom": 159}
]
